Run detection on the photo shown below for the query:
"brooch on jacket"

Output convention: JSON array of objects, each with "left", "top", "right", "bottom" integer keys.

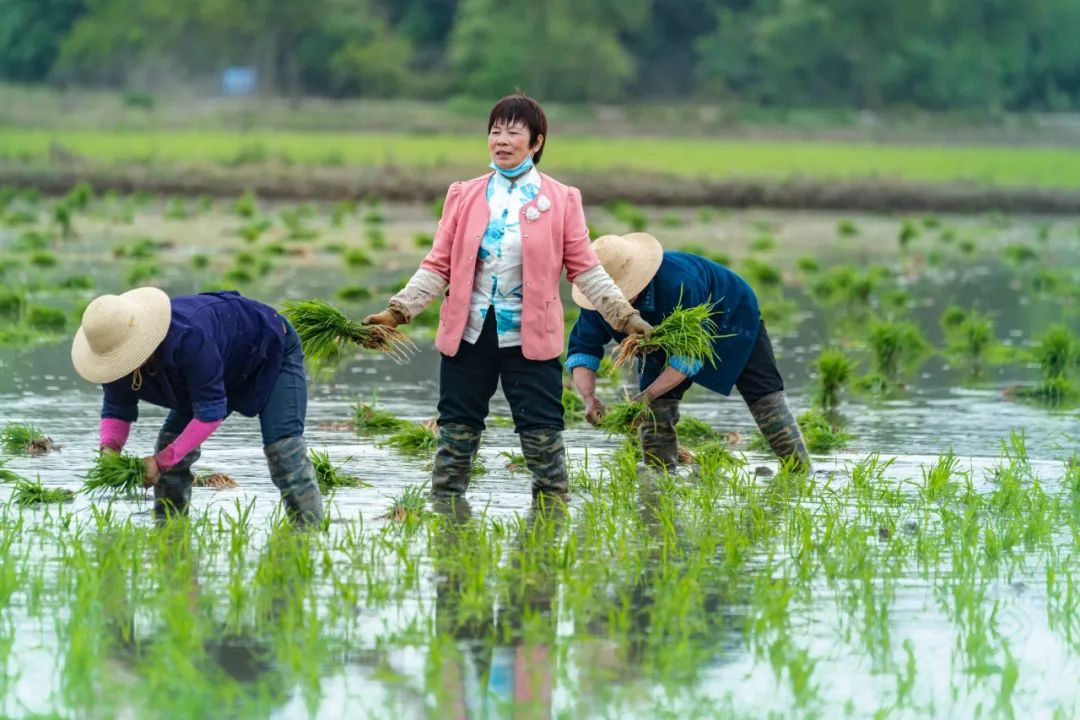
[{"left": 525, "top": 194, "right": 551, "bottom": 222}]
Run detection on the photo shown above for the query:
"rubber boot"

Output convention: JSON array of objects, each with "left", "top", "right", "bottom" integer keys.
[
  {"left": 153, "top": 431, "right": 198, "bottom": 522},
  {"left": 640, "top": 398, "right": 681, "bottom": 471},
  {"left": 264, "top": 436, "right": 325, "bottom": 528},
  {"left": 519, "top": 428, "right": 569, "bottom": 501},
  {"left": 747, "top": 391, "right": 811, "bottom": 472},
  {"left": 431, "top": 423, "right": 482, "bottom": 497}
]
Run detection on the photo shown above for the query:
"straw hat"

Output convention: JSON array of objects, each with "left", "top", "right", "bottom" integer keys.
[
  {"left": 572, "top": 232, "right": 664, "bottom": 310},
  {"left": 71, "top": 288, "right": 172, "bottom": 384}
]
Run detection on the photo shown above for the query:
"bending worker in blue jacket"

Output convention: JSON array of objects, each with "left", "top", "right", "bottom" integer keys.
[
  {"left": 566, "top": 233, "right": 809, "bottom": 471},
  {"left": 71, "top": 288, "right": 324, "bottom": 524}
]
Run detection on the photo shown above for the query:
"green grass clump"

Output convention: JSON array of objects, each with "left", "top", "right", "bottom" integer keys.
[
  {"left": 309, "top": 450, "right": 369, "bottom": 492},
  {"left": 83, "top": 451, "right": 145, "bottom": 494},
  {"left": 1, "top": 422, "right": 53, "bottom": 454},
  {"left": 1012, "top": 325, "right": 1080, "bottom": 403},
  {"left": 815, "top": 348, "right": 854, "bottom": 410},
  {"left": 613, "top": 302, "right": 723, "bottom": 370},
  {"left": 676, "top": 416, "right": 720, "bottom": 445},
  {"left": 941, "top": 308, "right": 997, "bottom": 369},
  {"left": 25, "top": 306, "right": 66, "bottom": 332},
  {"left": 236, "top": 218, "right": 272, "bottom": 242},
  {"left": 866, "top": 317, "right": 930, "bottom": 385},
  {"left": 233, "top": 189, "right": 258, "bottom": 218},
  {"left": 13, "top": 477, "right": 75, "bottom": 506},
  {"left": 334, "top": 285, "right": 372, "bottom": 302},
  {"left": 353, "top": 401, "right": 407, "bottom": 434},
  {"left": 598, "top": 400, "right": 653, "bottom": 436},
  {"left": 282, "top": 299, "right": 416, "bottom": 365},
  {"left": 382, "top": 422, "right": 438, "bottom": 455},
  {"left": 344, "top": 248, "right": 373, "bottom": 267},
  {"left": 29, "top": 250, "right": 56, "bottom": 268},
  {"left": 0, "top": 457, "right": 24, "bottom": 483}
]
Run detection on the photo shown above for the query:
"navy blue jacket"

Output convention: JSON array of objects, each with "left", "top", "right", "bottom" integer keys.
[
  {"left": 102, "top": 292, "right": 288, "bottom": 422},
  {"left": 566, "top": 252, "right": 761, "bottom": 395}
]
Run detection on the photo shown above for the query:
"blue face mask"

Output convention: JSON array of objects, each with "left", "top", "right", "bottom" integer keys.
[{"left": 489, "top": 154, "right": 534, "bottom": 178}]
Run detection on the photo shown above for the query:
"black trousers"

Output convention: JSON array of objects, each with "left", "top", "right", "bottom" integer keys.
[
  {"left": 661, "top": 319, "right": 784, "bottom": 405},
  {"left": 438, "top": 310, "right": 564, "bottom": 433}
]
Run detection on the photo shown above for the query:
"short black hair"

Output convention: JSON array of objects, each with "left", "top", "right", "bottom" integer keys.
[{"left": 488, "top": 93, "right": 548, "bottom": 165}]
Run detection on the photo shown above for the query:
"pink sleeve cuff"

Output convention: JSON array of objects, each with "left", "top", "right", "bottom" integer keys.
[
  {"left": 100, "top": 418, "right": 132, "bottom": 451},
  {"left": 155, "top": 418, "right": 223, "bottom": 470}
]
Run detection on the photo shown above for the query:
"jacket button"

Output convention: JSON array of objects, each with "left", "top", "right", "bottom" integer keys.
[{"left": 523, "top": 234, "right": 528, "bottom": 238}]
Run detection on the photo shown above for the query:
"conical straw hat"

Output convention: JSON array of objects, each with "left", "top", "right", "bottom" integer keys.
[
  {"left": 71, "top": 287, "right": 172, "bottom": 384},
  {"left": 572, "top": 232, "right": 664, "bottom": 310}
]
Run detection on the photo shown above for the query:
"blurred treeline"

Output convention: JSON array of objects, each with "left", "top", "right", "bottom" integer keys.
[{"left": 3, "top": 0, "right": 1080, "bottom": 112}]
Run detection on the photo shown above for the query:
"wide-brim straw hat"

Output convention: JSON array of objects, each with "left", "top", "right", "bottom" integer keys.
[
  {"left": 572, "top": 232, "right": 664, "bottom": 310},
  {"left": 71, "top": 287, "right": 172, "bottom": 384}
]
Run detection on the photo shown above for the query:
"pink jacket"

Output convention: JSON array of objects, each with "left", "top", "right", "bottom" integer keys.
[{"left": 420, "top": 172, "right": 600, "bottom": 360}]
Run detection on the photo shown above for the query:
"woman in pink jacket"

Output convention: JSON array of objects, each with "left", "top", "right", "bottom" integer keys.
[{"left": 365, "top": 94, "right": 648, "bottom": 500}]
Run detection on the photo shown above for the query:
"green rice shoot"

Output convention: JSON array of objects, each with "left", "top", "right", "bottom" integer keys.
[
  {"left": 598, "top": 400, "right": 654, "bottom": 436},
  {"left": 613, "top": 301, "right": 724, "bottom": 369},
  {"left": 309, "top": 449, "right": 370, "bottom": 492},
  {"left": 1, "top": 421, "right": 53, "bottom": 454},
  {"left": 282, "top": 299, "right": 416, "bottom": 366},
  {"left": 13, "top": 476, "right": 75, "bottom": 506},
  {"left": 382, "top": 422, "right": 438, "bottom": 456},
  {"left": 83, "top": 451, "right": 146, "bottom": 494},
  {"left": 749, "top": 408, "right": 850, "bottom": 454},
  {"left": 353, "top": 400, "right": 408, "bottom": 434},
  {"left": 676, "top": 416, "right": 720, "bottom": 445},
  {"left": 0, "top": 457, "right": 25, "bottom": 483}
]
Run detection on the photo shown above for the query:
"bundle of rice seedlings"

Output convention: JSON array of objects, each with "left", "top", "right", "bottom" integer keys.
[
  {"left": 13, "top": 476, "right": 75, "bottom": 506},
  {"left": 385, "top": 484, "right": 428, "bottom": 524},
  {"left": 748, "top": 409, "right": 850, "bottom": 454},
  {"left": 501, "top": 450, "right": 527, "bottom": 471},
  {"left": 282, "top": 299, "right": 416, "bottom": 365},
  {"left": 353, "top": 401, "right": 407, "bottom": 434},
  {"left": 612, "top": 302, "right": 722, "bottom": 370},
  {"left": 0, "top": 422, "right": 54, "bottom": 455},
  {"left": 598, "top": 400, "right": 654, "bottom": 436},
  {"left": 675, "top": 416, "right": 720, "bottom": 445},
  {"left": 310, "top": 449, "right": 370, "bottom": 492},
  {"left": 382, "top": 422, "right": 438, "bottom": 456},
  {"left": 0, "top": 458, "right": 25, "bottom": 483},
  {"left": 83, "top": 451, "right": 145, "bottom": 494},
  {"left": 193, "top": 472, "right": 238, "bottom": 489},
  {"left": 562, "top": 387, "right": 584, "bottom": 423}
]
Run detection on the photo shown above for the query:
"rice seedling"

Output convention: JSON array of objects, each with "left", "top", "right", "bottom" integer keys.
[
  {"left": 385, "top": 484, "right": 428, "bottom": 524},
  {"left": 164, "top": 197, "right": 188, "bottom": 220},
  {"left": 362, "top": 206, "right": 384, "bottom": 225},
  {"left": 233, "top": 189, "right": 258, "bottom": 218},
  {"left": 864, "top": 317, "right": 930, "bottom": 386},
  {"left": 58, "top": 274, "right": 93, "bottom": 290},
  {"left": 660, "top": 213, "right": 683, "bottom": 228},
  {"left": 344, "top": 248, "right": 372, "bottom": 267},
  {"left": 0, "top": 290, "right": 25, "bottom": 321},
  {"left": 382, "top": 422, "right": 438, "bottom": 455},
  {"left": 749, "top": 234, "right": 775, "bottom": 252},
  {"left": 1002, "top": 243, "right": 1036, "bottom": 264},
  {"left": 796, "top": 256, "right": 820, "bottom": 273},
  {"left": 1013, "top": 325, "right": 1080, "bottom": 403},
  {"left": 597, "top": 400, "right": 653, "bottom": 436},
  {"left": 941, "top": 308, "right": 996, "bottom": 369},
  {"left": 0, "top": 457, "right": 24, "bottom": 483},
  {"left": 413, "top": 232, "right": 433, "bottom": 248},
  {"left": 352, "top": 400, "right": 407, "bottom": 434},
  {"left": 25, "top": 306, "right": 66, "bottom": 333},
  {"left": 309, "top": 450, "right": 370, "bottom": 492},
  {"left": 612, "top": 302, "right": 722, "bottom": 370},
  {"left": 82, "top": 451, "right": 145, "bottom": 494},
  {"left": 0, "top": 422, "right": 54, "bottom": 454},
  {"left": 65, "top": 182, "right": 93, "bottom": 211},
  {"left": 897, "top": 219, "right": 919, "bottom": 247},
  {"left": 330, "top": 200, "right": 356, "bottom": 227},
  {"left": 281, "top": 207, "right": 318, "bottom": 240},
  {"left": 741, "top": 259, "right": 783, "bottom": 289},
  {"left": 500, "top": 450, "right": 527, "bottom": 471},
  {"left": 815, "top": 348, "right": 854, "bottom": 410},
  {"left": 675, "top": 416, "right": 720, "bottom": 445},
  {"left": 236, "top": 218, "right": 272, "bottom": 242},
  {"left": 366, "top": 228, "right": 387, "bottom": 249},
  {"left": 126, "top": 262, "right": 160, "bottom": 286},
  {"left": 608, "top": 200, "right": 648, "bottom": 232},
  {"left": 335, "top": 285, "right": 372, "bottom": 302},
  {"left": 191, "top": 254, "right": 210, "bottom": 269},
  {"left": 29, "top": 250, "right": 56, "bottom": 268},
  {"left": 837, "top": 219, "right": 859, "bottom": 237},
  {"left": 282, "top": 299, "right": 416, "bottom": 365},
  {"left": 222, "top": 267, "right": 253, "bottom": 284},
  {"left": 12, "top": 477, "right": 75, "bottom": 506},
  {"left": 749, "top": 409, "right": 849, "bottom": 453}
]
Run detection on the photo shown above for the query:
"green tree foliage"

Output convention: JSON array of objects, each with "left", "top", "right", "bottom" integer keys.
[{"left": 12, "top": 0, "right": 1080, "bottom": 111}]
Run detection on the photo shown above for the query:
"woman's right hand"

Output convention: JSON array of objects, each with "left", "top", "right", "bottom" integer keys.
[{"left": 363, "top": 309, "right": 400, "bottom": 328}]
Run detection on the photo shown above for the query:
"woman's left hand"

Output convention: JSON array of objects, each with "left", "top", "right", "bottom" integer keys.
[{"left": 142, "top": 455, "right": 161, "bottom": 487}]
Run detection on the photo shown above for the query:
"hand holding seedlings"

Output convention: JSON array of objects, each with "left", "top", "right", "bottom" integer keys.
[{"left": 142, "top": 455, "right": 161, "bottom": 487}]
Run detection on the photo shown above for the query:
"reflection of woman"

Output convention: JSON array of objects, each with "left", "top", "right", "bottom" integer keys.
[
  {"left": 71, "top": 288, "right": 323, "bottom": 525},
  {"left": 366, "top": 93, "right": 649, "bottom": 499}
]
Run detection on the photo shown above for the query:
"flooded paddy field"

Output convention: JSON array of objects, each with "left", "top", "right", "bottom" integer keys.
[{"left": 0, "top": 190, "right": 1078, "bottom": 718}]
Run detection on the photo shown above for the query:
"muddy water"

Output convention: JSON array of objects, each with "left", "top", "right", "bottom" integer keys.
[{"left": 0, "top": 205, "right": 1078, "bottom": 718}]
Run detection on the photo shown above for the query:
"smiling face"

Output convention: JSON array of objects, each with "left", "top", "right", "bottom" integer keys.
[{"left": 488, "top": 120, "right": 543, "bottom": 171}]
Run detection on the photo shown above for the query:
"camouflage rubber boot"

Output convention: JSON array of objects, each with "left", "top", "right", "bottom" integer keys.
[
  {"left": 640, "top": 398, "right": 680, "bottom": 471},
  {"left": 153, "top": 431, "right": 199, "bottom": 521},
  {"left": 747, "top": 391, "right": 811, "bottom": 472},
  {"left": 431, "top": 423, "right": 482, "bottom": 497},
  {"left": 519, "top": 428, "right": 569, "bottom": 500},
  {"left": 264, "top": 436, "right": 325, "bottom": 528}
]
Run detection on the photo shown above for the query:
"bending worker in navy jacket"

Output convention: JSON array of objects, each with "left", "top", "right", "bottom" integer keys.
[
  {"left": 566, "top": 233, "right": 809, "bottom": 471},
  {"left": 71, "top": 288, "right": 324, "bottom": 524}
]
